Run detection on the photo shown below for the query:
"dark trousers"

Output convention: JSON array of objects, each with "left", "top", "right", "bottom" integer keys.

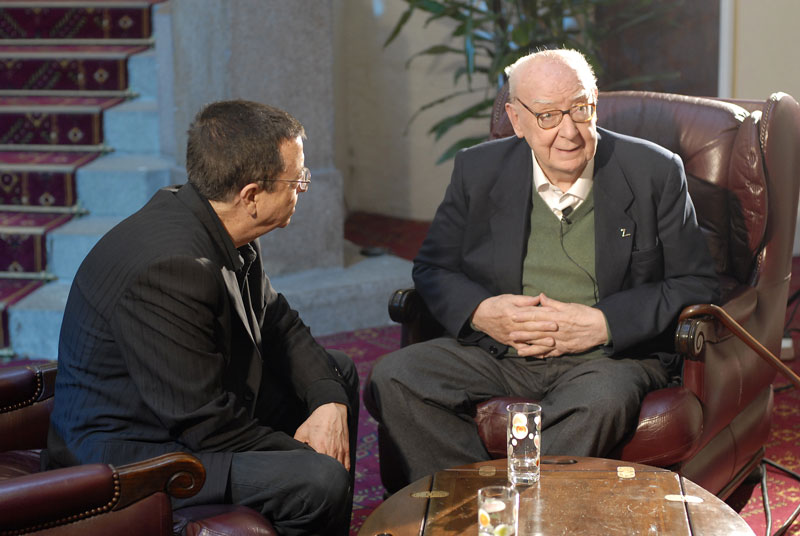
[
  {"left": 367, "top": 337, "right": 669, "bottom": 491},
  {"left": 228, "top": 350, "right": 359, "bottom": 536}
]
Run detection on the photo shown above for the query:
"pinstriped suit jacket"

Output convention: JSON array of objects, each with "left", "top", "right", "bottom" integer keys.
[{"left": 47, "top": 182, "right": 349, "bottom": 505}]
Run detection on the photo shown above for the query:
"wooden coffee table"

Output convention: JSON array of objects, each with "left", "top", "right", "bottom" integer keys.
[{"left": 358, "top": 457, "right": 754, "bottom": 535}]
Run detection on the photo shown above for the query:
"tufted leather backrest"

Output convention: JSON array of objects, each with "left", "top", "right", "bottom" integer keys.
[{"left": 490, "top": 85, "right": 768, "bottom": 296}]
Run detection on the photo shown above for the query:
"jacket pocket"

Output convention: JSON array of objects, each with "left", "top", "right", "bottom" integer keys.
[{"left": 630, "top": 244, "right": 664, "bottom": 284}]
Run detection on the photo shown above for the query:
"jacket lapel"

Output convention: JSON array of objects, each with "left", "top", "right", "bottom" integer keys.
[
  {"left": 221, "top": 268, "right": 259, "bottom": 348},
  {"left": 489, "top": 138, "right": 534, "bottom": 293},
  {"left": 593, "top": 128, "right": 635, "bottom": 297},
  {"left": 174, "top": 183, "right": 263, "bottom": 412}
]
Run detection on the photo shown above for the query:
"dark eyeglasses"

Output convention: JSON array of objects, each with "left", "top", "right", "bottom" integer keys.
[
  {"left": 515, "top": 98, "right": 596, "bottom": 130},
  {"left": 264, "top": 167, "right": 311, "bottom": 192}
]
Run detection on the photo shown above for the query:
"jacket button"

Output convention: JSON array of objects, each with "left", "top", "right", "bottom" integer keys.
[{"left": 489, "top": 345, "right": 498, "bottom": 355}]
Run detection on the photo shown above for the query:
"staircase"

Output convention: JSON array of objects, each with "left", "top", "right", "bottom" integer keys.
[{"left": 0, "top": 0, "right": 177, "bottom": 358}]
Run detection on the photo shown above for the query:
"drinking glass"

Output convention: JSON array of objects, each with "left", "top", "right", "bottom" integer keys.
[
  {"left": 477, "top": 485, "right": 519, "bottom": 536},
  {"left": 506, "top": 402, "right": 542, "bottom": 485}
]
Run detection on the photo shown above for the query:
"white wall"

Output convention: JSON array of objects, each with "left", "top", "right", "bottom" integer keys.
[
  {"left": 728, "top": 0, "right": 800, "bottom": 101},
  {"left": 334, "top": 0, "right": 487, "bottom": 220},
  {"left": 722, "top": 0, "right": 800, "bottom": 254}
]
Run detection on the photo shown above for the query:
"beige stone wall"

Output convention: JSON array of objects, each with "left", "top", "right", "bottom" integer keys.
[
  {"left": 333, "top": 0, "right": 487, "bottom": 221},
  {"left": 728, "top": 0, "right": 800, "bottom": 100},
  {"left": 167, "top": 0, "right": 343, "bottom": 275}
]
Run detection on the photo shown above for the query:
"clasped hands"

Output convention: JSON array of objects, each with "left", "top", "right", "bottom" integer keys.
[{"left": 471, "top": 293, "right": 608, "bottom": 358}]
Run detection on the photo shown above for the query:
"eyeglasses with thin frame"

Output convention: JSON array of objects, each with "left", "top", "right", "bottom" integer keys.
[
  {"left": 264, "top": 167, "right": 311, "bottom": 192},
  {"left": 515, "top": 98, "right": 596, "bottom": 130}
]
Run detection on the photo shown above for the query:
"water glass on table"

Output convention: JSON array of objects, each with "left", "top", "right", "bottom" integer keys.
[
  {"left": 506, "top": 402, "right": 542, "bottom": 485},
  {"left": 477, "top": 485, "right": 519, "bottom": 536}
]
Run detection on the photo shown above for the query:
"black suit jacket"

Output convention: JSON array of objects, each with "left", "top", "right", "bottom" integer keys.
[
  {"left": 414, "top": 128, "right": 719, "bottom": 360},
  {"left": 48, "top": 183, "right": 349, "bottom": 504}
]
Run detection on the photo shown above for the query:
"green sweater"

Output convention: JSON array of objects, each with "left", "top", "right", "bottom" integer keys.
[
  {"left": 515, "top": 189, "right": 606, "bottom": 358},
  {"left": 522, "top": 189, "right": 597, "bottom": 306}
]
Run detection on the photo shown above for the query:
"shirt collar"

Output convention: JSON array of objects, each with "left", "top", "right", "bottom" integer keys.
[
  {"left": 531, "top": 150, "right": 594, "bottom": 213},
  {"left": 194, "top": 184, "right": 245, "bottom": 272}
]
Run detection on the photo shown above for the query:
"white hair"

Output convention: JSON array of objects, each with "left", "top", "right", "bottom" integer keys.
[{"left": 504, "top": 49, "right": 598, "bottom": 99}]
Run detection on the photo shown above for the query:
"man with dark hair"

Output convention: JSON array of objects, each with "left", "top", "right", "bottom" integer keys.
[
  {"left": 368, "top": 49, "right": 719, "bottom": 491},
  {"left": 47, "top": 100, "right": 358, "bottom": 535}
]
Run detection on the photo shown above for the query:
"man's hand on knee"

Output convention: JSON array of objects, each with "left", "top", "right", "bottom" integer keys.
[{"left": 294, "top": 402, "right": 350, "bottom": 470}]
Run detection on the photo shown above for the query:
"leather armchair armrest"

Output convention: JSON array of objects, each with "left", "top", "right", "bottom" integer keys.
[
  {"left": 0, "top": 452, "right": 205, "bottom": 534},
  {"left": 675, "top": 287, "right": 758, "bottom": 359},
  {"left": 388, "top": 288, "right": 445, "bottom": 346},
  {"left": 0, "top": 361, "right": 57, "bottom": 451},
  {"left": 116, "top": 452, "right": 206, "bottom": 508},
  {"left": 676, "top": 300, "right": 800, "bottom": 392}
]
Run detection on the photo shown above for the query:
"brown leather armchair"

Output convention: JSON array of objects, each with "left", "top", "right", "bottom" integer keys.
[
  {"left": 365, "top": 88, "right": 800, "bottom": 500},
  {"left": 0, "top": 362, "right": 276, "bottom": 535}
]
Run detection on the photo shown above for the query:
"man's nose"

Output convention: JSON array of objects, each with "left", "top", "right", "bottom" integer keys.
[{"left": 558, "top": 113, "right": 580, "bottom": 137}]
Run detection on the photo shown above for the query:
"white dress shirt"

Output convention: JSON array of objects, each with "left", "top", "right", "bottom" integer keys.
[{"left": 531, "top": 150, "right": 594, "bottom": 220}]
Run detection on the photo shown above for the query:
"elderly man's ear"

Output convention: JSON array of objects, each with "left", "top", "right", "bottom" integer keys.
[{"left": 505, "top": 100, "right": 526, "bottom": 139}]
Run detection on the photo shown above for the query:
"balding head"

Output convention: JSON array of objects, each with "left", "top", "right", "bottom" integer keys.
[{"left": 505, "top": 49, "right": 597, "bottom": 102}]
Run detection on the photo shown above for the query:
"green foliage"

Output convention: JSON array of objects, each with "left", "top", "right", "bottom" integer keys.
[{"left": 385, "top": 0, "right": 677, "bottom": 162}]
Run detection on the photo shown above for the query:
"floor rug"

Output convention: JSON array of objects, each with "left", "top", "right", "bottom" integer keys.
[
  {"left": 344, "top": 211, "right": 430, "bottom": 261},
  {"left": 316, "top": 325, "right": 400, "bottom": 535}
]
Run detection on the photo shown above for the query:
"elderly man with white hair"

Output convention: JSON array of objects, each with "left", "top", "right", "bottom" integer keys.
[{"left": 367, "top": 48, "right": 719, "bottom": 492}]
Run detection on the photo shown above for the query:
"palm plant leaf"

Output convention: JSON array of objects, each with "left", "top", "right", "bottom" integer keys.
[
  {"left": 429, "top": 97, "right": 495, "bottom": 140},
  {"left": 386, "top": 0, "right": 680, "bottom": 162},
  {"left": 436, "top": 135, "right": 490, "bottom": 164}
]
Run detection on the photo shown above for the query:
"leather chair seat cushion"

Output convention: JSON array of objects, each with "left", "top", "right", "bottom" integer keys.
[
  {"left": 174, "top": 504, "right": 278, "bottom": 536},
  {"left": 0, "top": 449, "right": 41, "bottom": 480},
  {"left": 28, "top": 493, "right": 173, "bottom": 536},
  {"left": 476, "top": 387, "right": 703, "bottom": 467}
]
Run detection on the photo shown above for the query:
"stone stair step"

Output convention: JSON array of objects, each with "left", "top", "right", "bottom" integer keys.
[
  {"left": 127, "top": 48, "right": 156, "bottom": 100},
  {"left": 0, "top": 211, "right": 73, "bottom": 273},
  {"left": 0, "top": 95, "right": 124, "bottom": 148},
  {"left": 7, "top": 279, "right": 69, "bottom": 358},
  {"left": 103, "top": 98, "right": 159, "bottom": 153},
  {"left": 0, "top": 150, "right": 100, "bottom": 209},
  {"left": 0, "top": 1, "right": 163, "bottom": 42},
  {"left": 274, "top": 255, "right": 413, "bottom": 337},
  {"left": 47, "top": 214, "right": 121, "bottom": 280},
  {"left": 0, "top": 44, "right": 149, "bottom": 95},
  {"left": 0, "top": 278, "right": 44, "bottom": 348},
  {"left": 76, "top": 153, "right": 181, "bottom": 215}
]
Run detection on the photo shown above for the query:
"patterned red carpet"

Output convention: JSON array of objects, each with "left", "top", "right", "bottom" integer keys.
[{"left": 317, "top": 326, "right": 400, "bottom": 535}]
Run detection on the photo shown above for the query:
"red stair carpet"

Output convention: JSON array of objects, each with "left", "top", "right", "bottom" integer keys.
[{"left": 0, "top": 0, "right": 163, "bottom": 355}]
